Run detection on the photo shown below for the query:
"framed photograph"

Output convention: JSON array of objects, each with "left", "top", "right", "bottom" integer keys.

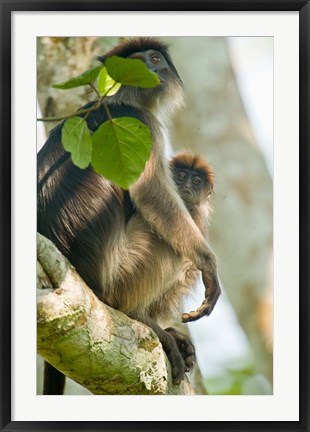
[{"left": 1, "top": 0, "right": 309, "bottom": 431}]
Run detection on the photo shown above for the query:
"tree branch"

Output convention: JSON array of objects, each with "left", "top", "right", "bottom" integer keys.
[{"left": 37, "top": 233, "right": 195, "bottom": 395}]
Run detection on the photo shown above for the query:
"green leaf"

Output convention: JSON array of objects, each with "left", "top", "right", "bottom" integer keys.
[
  {"left": 105, "top": 56, "right": 160, "bottom": 88},
  {"left": 92, "top": 117, "right": 152, "bottom": 189},
  {"left": 97, "top": 67, "right": 122, "bottom": 96},
  {"left": 62, "top": 117, "right": 92, "bottom": 168},
  {"left": 53, "top": 66, "right": 103, "bottom": 89}
]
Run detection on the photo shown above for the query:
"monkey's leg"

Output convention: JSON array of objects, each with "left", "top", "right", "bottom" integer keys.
[
  {"left": 164, "top": 327, "right": 196, "bottom": 371},
  {"left": 43, "top": 361, "right": 66, "bottom": 395},
  {"left": 132, "top": 315, "right": 189, "bottom": 385}
]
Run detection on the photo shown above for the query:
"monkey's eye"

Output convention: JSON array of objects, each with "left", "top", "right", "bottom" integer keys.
[
  {"left": 177, "top": 172, "right": 187, "bottom": 182},
  {"left": 192, "top": 176, "right": 202, "bottom": 186},
  {"left": 151, "top": 55, "right": 161, "bottom": 65}
]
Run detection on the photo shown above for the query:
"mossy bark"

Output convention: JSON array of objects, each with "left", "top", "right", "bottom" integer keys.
[{"left": 37, "top": 233, "right": 195, "bottom": 395}]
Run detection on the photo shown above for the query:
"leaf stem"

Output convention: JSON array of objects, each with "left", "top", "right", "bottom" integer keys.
[
  {"left": 101, "top": 100, "right": 113, "bottom": 122},
  {"left": 37, "top": 106, "right": 98, "bottom": 123},
  {"left": 89, "top": 83, "right": 100, "bottom": 98},
  {"left": 99, "top": 81, "right": 120, "bottom": 122}
]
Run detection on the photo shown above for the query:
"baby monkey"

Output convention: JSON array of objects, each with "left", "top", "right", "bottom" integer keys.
[{"left": 170, "top": 152, "right": 217, "bottom": 324}]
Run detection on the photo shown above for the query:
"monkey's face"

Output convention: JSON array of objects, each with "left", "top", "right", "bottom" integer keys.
[
  {"left": 127, "top": 48, "right": 184, "bottom": 114},
  {"left": 99, "top": 37, "right": 184, "bottom": 116},
  {"left": 172, "top": 167, "right": 212, "bottom": 206}
]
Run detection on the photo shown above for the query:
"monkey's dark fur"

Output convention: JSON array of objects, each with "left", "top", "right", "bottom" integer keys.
[{"left": 38, "top": 37, "right": 221, "bottom": 394}]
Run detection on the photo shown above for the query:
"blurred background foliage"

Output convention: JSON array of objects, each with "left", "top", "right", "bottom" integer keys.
[{"left": 37, "top": 36, "right": 273, "bottom": 395}]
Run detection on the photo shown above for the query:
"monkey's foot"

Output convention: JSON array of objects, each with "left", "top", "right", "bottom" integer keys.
[
  {"left": 165, "top": 327, "right": 196, "bottom": 371},
  {"left": 132, "top": 317, "right": 188, "bottom": 385}
]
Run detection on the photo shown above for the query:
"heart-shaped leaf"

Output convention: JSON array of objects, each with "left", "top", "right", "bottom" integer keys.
[
  {"left": 105, "top": 56, "right": 160, "bottom": 88},
  {"left": 62, "top": 117, "right": 92, "bottom": 168},
  {"left": 92, "top": 117, "right": 152, "bottom": 189}
]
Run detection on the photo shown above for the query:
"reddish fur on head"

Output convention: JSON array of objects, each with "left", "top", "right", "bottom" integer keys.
[{"left": 170, "top": 152, "right": 214, "bottom": 192}]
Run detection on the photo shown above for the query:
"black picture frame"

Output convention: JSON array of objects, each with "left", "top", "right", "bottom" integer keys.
[{"left": 1, "top": 1, "right": 309, "bottom": 431}]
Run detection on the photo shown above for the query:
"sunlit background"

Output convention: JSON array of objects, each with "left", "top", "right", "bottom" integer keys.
[{"left": 37, "top": 36, "right": 273, "bottom": 395}]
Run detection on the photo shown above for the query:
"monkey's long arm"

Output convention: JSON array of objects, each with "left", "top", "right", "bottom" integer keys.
[{"left": 168, "top": 151, "right": 220, "bottom": 322}]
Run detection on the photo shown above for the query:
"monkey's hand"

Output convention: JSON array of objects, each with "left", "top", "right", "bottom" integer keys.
[{"left": 182, "top": 266, "right": 221, "bottom": 323}]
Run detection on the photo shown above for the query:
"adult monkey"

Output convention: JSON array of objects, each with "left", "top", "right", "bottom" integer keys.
[{"left": 38, "top": 37, "right": 221, "bottom": 394}]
